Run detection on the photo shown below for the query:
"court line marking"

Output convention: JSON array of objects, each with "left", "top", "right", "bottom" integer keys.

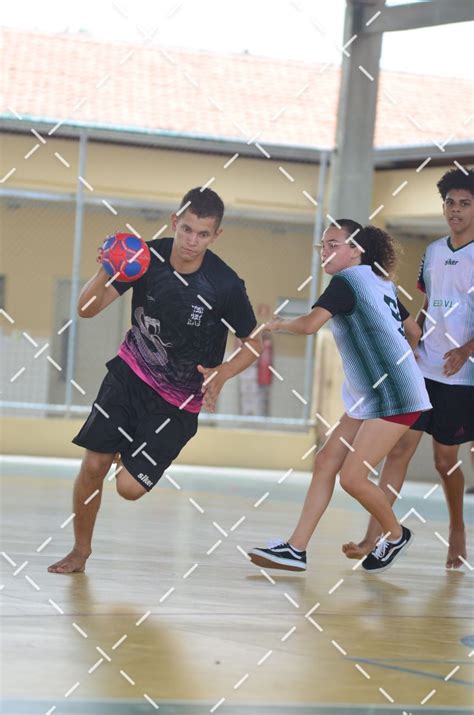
[
  {"left": 3, "top": 8, "right": 473, "bottom": 713},
  {"left": 348, "top": 656, "right": 474, "bottom": 688}
]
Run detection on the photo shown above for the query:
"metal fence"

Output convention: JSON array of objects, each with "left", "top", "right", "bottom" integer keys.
[{"left": 1, "top": 132, "right": 327, "bottom": 428}]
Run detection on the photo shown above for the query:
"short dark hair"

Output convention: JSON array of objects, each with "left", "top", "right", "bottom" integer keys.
[
  {"left": 437, "top": 168, "right": 474, "bottom": 200},
  {"left": 178, "top": 187, "right": 225, "bottom": 227},
  {"left": 332, "top": 218, "right": 399, "bottom": 279}
]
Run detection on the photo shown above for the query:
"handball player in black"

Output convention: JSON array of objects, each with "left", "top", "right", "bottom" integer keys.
[{"left": 48, "top": 187, "right": 260, "bottom": 573}]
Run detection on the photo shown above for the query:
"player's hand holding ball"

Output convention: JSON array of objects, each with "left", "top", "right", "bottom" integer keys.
[{"left": 98, "top": 233, "right": 150, "bottom": 282}]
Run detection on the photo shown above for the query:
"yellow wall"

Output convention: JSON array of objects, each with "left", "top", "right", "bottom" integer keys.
[
  {"left": 0, "top": 134, "right": 320, "bottom": 218},
  {"left": 0, "top": 131, "right": 463, "bottom": 464},
  {"left": 0, "top": 132, "right": 450, "bottom": 334},
  {"left": 0, "top": 202, "right": 313, "bottom": 335},
  {"left": 372, "top": 167, "right": 444, "bottom": 219}
]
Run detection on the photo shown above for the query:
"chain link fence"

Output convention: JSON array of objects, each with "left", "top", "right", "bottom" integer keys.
[{"left": 1, "top": 134, "right": 323, "bottom": 428}]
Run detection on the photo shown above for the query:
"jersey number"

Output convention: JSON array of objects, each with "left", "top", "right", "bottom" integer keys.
[{"left": 383, "top": 295, "right": 405, "bottom": 337}]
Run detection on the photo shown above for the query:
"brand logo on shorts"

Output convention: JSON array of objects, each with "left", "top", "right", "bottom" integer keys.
[
  {"left": 187, "top": 304, "right": 204, "bottom": 327},
  {"left": 137, "top": 472, "right": 153, "bottom": 488}
]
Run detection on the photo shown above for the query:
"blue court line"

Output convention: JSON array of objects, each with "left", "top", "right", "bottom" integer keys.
[
  {"left": 355, "top": 657, "right": 473, "bottom": 665},
  {"left": 348, "top": 657, "right": 474, "bottom": 687}
]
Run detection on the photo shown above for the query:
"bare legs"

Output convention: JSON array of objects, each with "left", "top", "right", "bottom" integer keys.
[
  {"left": 48, "top": 451, "right": 147, "bottom": 573},
  {"left": 342, "top": 432, "right": 467, "bottom": 568},
  {"left": 342, "top": 430, "right": 422, "bottom": 559},
  {"left": 289, "top": 415, "right": 361, "bottom": 550},
  {"left": 433, "top": 440, "right": 466, "bottom": 569},
  {"left": 336, "top": 419, "right": 412, "bottom": 542},
  {"left": 289, "top": 416, "right": 409, "bottom": 551},
  {"left": 48, "top": 450, "right": 113, "bottom": 573}
]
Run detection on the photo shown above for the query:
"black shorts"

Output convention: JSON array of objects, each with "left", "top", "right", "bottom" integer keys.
[
  {"left": 72, "top": 357, "right": 198, "bottom": 490},
  {"left": 411, "top": 378, "right": 474, "bottom": 445}
]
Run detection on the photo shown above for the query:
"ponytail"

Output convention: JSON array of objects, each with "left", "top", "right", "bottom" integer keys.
[
  {"left": 357, "top": 225, "right": 399, "bottom": 279},
  {"left": 331, "top": 219, "right": 400, "bottom": 279}
]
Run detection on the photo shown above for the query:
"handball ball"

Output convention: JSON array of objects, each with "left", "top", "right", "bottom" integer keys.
[{"left": 101, "top": 233, "right": 150, "bottom": 283}]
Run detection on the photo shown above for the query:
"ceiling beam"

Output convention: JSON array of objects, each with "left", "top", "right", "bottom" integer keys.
[{"left": 359, "top": 0, "right": 473, "bottom": 34}]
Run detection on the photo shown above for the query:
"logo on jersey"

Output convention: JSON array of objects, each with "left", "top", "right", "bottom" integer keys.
[
  {"left": 433, "top": 299, "right": 454, "bottom": 308},
  {"left": 187, "top": 305, "right": 204, "bottom": 327},
  {"left": 444, "top": 259, "right": 459, "bottom": 265},
  {"left": 137, "top": 473, "right": 153, "bottom": 488}
]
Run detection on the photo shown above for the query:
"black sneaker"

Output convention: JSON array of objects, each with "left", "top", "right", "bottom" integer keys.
[
  {"left": 362, "top": 526, "right": 413, "bottom": 574},
  {"left": 248, "top": 542, "right": 307, "bottom": 571}
]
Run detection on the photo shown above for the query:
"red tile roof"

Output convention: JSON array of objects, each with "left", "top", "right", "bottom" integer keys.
[{"left": 2, "top": 27, "right": 472, "bottom": 149}]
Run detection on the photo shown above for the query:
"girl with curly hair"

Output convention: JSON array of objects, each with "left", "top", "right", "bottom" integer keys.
[{"left": 248, "top": 220, "right": 431, "bottom": 574}]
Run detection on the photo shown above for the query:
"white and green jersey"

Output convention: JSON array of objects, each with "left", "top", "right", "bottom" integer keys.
[
  {"left": 316, "top": 266, "right": 431, "bottom": 420},
  {"left": 416, "top": 236, "right": 474, "bottom": 386}
]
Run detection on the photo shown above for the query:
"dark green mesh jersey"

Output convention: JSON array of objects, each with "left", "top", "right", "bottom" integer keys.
[{"left": 320, "top": 266, "right": 431, "bottom": 419}]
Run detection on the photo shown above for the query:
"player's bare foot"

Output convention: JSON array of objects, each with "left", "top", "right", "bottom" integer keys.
[
  {"left": 342, "top": 538, "right": 375, "bottom": 560},
  {"left": 48, "top": 549, "right": 90, "bottom": 574},
  {"left": 446, "top": 528, "right": 467, "bottom": 569}
]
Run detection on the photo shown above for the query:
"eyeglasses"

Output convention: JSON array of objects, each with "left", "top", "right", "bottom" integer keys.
[{"left": 314, "top": 241, "right": 347, "bottom": 251}]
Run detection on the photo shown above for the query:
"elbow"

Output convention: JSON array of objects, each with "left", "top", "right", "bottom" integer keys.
[
  {"left": 77, "top": 296, "right": 99, "bottom": 318},
  {"left": 77, "top": 305, "right": 95, "bottom": 319},
  {"left": 304, "top": 323, "right": 317, "bottom": 335}
]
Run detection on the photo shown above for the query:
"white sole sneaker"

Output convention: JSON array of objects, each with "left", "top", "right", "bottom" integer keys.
[
  {"left": 362, "top": 529, "right": 415, "bottom": 574},
  {"left": 248, "top": 548, "right": 307, "bottom": 571}
]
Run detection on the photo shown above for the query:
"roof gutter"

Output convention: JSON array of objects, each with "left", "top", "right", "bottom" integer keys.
[
  {"left": 0, "top": 115, "right": 326, "bottom": 164},
  {"left": 1, "top": 115, "right": 472, "bottom": 168}
]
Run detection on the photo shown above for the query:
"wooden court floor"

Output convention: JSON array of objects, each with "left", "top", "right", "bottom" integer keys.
[{"left": 1, "top": 459, "right": 473, "bottom": 714}]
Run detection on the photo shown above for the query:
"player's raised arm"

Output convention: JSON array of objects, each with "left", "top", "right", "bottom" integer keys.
[{"left": 77, "top": 267, "right": 121, "bottom": 319}]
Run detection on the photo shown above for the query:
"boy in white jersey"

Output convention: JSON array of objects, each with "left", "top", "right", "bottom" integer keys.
[
  {"left": 343, "top": 168, "right": 474, "bottom": 569},
  {"left": 248, "top": 222, "right": 431, "bottom": 573}
]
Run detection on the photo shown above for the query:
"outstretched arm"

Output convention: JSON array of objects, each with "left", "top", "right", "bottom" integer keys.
[{"left": 266, "top": 306, "right": 332, "bottom": 336}]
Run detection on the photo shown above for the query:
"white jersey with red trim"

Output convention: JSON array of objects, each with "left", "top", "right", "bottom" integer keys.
[{"left": 416, "top": 236, "right": 474, "bottom": 386}]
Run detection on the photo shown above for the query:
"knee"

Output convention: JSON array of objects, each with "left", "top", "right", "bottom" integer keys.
[
  {"left": 314, "top": 449, "right": 339, "bottom": 476},
  {"left": 434, "top": 455, "right": 457, "bottom": 479},
  {"left": 82, "top": 452, "right": 113, "bottom": 480},
  {"left": 338, "top": 470, "right": 359, "bottom": 496},
  {"left": 116, "top": 479, "right": 147, "bottom": 501}
]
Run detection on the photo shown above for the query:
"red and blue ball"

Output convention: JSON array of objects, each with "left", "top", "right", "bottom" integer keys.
[{"left": 101, "top": 233, "right": 150, "bottom": 282}]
